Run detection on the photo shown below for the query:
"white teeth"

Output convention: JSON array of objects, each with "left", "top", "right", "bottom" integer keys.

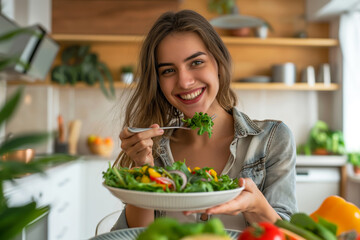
[{"left": 180, "top": 89, "right": 202, "bottom": 100}]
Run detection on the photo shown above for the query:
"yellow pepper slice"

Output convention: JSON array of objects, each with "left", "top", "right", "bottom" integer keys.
[
  {"left": 140, "top": 165, "right": 148, "bottom": 174},
  {"left": 208, "top": 169, "right": 218, "bottom": 182},
  {"left": 141, "top": 175, "right": 151, "bottom": 183},
  {"left": 310, "top": 195, "right": 360, "bottom": 235},
  {"left": 148, "top": 168, "right": 161, "bottom": 178}
]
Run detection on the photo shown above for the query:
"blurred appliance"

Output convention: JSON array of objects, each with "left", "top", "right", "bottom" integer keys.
[
  {"left": 296, "top": 166, "right": 340, "bottom": 213},
  {"left": 301, "top": 65, "right": 316, "bottom": 86},
  {"left": 0, "top": 13, "right": 59, "bottom": 81},
  {"left": 272, "top": 63, "right": 296, "bottom": 86}
]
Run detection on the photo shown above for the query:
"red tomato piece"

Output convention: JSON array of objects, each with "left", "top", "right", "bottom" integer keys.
[{"left": 238, "top": 222, "right": 285, "bottom": 240}]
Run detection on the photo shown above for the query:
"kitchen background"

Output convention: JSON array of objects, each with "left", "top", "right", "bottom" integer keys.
[{"left": 1, "top": 0, "right": 360, "bottom": 239}]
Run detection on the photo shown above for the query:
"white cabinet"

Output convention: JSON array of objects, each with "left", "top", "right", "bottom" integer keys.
[
  {"left": 79, "top": 159, "right": 124, "bottom": 239},
  {"left": 4, "top": 162, "right": 82, "bottom": 240},
  {"left": 47, "top": 162, "right": 82, "bottom": 240},
  {"left": 295, "top": 155, "right": 346, "bottom": 213},
  {"left": 4, "top": 158, "right": 124, "bottom": 240}
]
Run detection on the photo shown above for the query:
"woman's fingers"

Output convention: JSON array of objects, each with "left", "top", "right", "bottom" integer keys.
[{"left": 119, "top": 124, "right": 164, "bottom": 166}]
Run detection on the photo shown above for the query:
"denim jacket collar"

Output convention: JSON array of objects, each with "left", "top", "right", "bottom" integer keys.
[{"left": 232, "top": 108, "right": 263, "bottom": 138}]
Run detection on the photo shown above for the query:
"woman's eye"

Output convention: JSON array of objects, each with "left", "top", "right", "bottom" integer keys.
[
  {"left": 161, "top": 68, "right": 175, "bottom": 75},
  {"left": 192, "top": 60, "right": 203, "bottom": 66}
]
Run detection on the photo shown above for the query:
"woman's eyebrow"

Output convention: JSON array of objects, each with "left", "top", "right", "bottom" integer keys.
[
  {"left": 157, "top": 51, "right": 206, "bottom": 69},
  {"left": 184, "top": 51, "right": 206, "bottom": 62}
]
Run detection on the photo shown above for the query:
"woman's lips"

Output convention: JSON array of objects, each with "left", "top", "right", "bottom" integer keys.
[{"left": 176, "top": 87, "right": 205, "bottom": 104}]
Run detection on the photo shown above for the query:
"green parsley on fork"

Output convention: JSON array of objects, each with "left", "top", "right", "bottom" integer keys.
[{"left": 128, "top": 113, "right": 216, "bottom": 138}]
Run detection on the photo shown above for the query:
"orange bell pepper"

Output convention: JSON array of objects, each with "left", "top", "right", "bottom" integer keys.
[{"left": 310, "top": 195, "right": 360, "bottom": 235}]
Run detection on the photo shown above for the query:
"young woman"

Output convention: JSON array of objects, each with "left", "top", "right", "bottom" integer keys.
[{"left": 113, "top": 9, "right": 297, "bottom": 231}]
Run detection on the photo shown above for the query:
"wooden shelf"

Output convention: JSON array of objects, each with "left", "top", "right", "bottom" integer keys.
[
  {"left": 7, "top": 81, "right": 339, "bottom": 91},
  {"left": 51, "top": 34, "right": 339, "bottom": 47},
  {"left": 230, "top": 82, "right": 339, "bottom": 91},
  {"left": 222, "top": 37, "right": 339, "bottom": 47},
  {"left": 51, "top": 34, "right": 145, "bottom": 43}
]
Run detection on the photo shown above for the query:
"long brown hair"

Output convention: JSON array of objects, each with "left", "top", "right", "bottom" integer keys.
[{"left": 115, "top": 9, "right": 237, "bottom": 167}]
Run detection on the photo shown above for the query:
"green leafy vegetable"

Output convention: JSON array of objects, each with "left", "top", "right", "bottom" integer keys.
[
  {"left": 103, "top": 161, "right": 238, "bottom": 193},
  {"left": 136, "top": 217, "right": 229, "bottom": 240},
  {"left": 275, "top": 212, "right": 337, "bottom": 240},
  {"left": 182, "top": 112, "right": 214, "bottom": 138}
]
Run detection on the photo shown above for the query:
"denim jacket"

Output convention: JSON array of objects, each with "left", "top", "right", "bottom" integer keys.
[{"left": 112, "top": 108, "right": 298, "bottom": 230}]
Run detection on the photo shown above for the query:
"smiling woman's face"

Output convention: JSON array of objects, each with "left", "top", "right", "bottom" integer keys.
[{"left": 156, "top": 32, "right": 220, "bottom": 118}]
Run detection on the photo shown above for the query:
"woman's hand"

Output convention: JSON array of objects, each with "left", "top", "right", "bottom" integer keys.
[
  {"left": 184, "top": 178, "right": 281, "bottom": 223},
  {"left": 119, "top": 124, "right": 164, "bottom": 167}
]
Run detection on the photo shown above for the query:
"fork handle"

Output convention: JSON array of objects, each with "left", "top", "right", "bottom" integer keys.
[{"left": 128, "top": 126, "right": 190, "bottom": 133}]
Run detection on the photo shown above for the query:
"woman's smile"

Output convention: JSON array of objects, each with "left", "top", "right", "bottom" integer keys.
[{"left": 177, "top": 87, "right": 205, "bottom": 103}]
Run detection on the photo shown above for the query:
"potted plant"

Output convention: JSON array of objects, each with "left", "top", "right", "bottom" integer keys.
[
  {"left": 348, "top": 152, "right": 360, "bottom": 175},
  {"left": 51, "top": 45, "right": 115, "bottom": 100},
  {"left": 120, "top": 65, "right": 134, "bottom": 84},
  {"left": 297, "top": 120, "right": 346, "bottom": 156},
  {"left": 208, "top": 0, "right": 236, "bottom": 15}
]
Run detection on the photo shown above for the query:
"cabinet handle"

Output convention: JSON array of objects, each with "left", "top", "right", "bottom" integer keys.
[
  {"left": 57, "top": 178, "right": 70, "bottom": 188},
  {"left": 58, "top": 202, "right": 69, "bottom": 213},
  {"left": 56, "top": 226, "right": 68, "bottom": 240}
]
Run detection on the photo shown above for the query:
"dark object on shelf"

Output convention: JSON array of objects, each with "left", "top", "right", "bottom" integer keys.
[
  {"left": 54, "top": 139, "right": 69, "bottom": 154},
  {"left": 272, "top": 63, "right": 296, "bottom": 86},
  {"left": 236, "top": 76, "right": 271, "bottom": 83}
]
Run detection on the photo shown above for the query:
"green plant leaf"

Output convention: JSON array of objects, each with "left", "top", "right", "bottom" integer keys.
[
  {"left": 0, "top": 202, "right": 49, "bottom": 240},
  {"left": 0, "top": 28, "right": 36, "bottom": 43},
  {"left": 0, "top": 87, "right": 23, "bottom": 128},
  {"left": 0, "top": 160, "right": 45, "bottom": 180},
  {"left": 51, "top": 65, "right": 78, "bottom": 85},
  {"left": 84, "top": 53, "right": 98, "bottom": 64},
  {"left": 77, "top": 45, "right": 90, "bottom": 58},
  {"left": 97, "top": 71, "right": 111, "bottom": 99},
  {"left": 61, "top": 45, "right": 80, "bottom": 64},
  {"left": 98, "top": 62, "right": 115, "bottom": 98},
  {"left": 0, "top": 132, "right": 52, "bottom": 156},
  {"left": 0, "top": 154, "right": 77, "bottom": 181}
]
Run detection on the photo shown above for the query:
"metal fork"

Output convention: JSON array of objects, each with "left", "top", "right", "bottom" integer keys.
[{"left": 128, "top": 114, "right": 216, "bottom": 133}]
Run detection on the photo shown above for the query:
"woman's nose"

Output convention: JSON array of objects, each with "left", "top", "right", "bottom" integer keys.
[{"left": 177, "top": 68, "right": 195, "bottom": 89}]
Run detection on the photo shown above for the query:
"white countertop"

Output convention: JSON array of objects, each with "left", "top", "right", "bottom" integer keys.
[{"left": 296, "top": 155, "right": 347, "bottom": 167}]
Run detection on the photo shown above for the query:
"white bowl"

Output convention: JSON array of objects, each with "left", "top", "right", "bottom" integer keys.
[{"left": 103, "top": 183, "right": 244, "bottom": 211}]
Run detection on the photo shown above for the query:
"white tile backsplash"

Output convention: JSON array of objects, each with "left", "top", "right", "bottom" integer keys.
[{"left": 5, "top": 85, "right": 55, "bottom": 154}]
